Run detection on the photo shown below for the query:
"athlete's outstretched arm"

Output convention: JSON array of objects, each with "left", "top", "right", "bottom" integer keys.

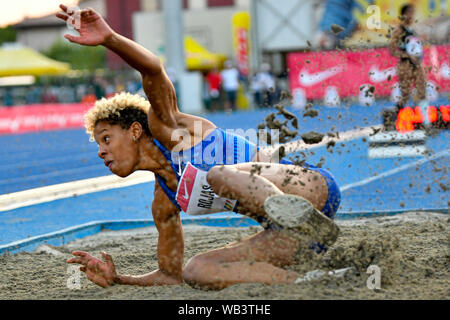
[
  {"left": 67, "top": 182, "right": 184, "bottom": 288},
  {"left": 114, "top": 182, "right": 184, "bottom": 286},
  {"left": 56, "top": 4, "right": 179, "bottom": 124}
]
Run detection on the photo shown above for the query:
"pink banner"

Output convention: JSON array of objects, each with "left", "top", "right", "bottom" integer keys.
[
  {"left": 0, "top": 103, "right": 93, "bottom": 135},
  {"left": 288, "top": 45, "right": 450, "bottom": 100}
]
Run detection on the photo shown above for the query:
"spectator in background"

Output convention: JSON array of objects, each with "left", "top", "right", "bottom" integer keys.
[
  {"left": 220, "top": 60, "right": 240, "bottom": 111},
  {"left": 3, "top": 88, "right": 13, "bottom": 107},
  {"left": 251, "top": 63, "right": 276, "bottom": 108},
  {"left": 205, "top": 68, "right": 222, "bottom": 111},
  {"left": 115, "top": 78, "right": 125, "bottom": 93},
  {"left": 202, "top": 71, "right": 212, "bottom": 112},
  {"left": 81, "top": 86, "right": 97, "bottom": 105},
  {"left": 41, "top": 86, "right": 58, "bottom": 103},
  {"left": 93, "top": 76, "right": 106, "bottom": 99},
  {"left": 26, "top": 86, "right": 42, "bottom": 105},
  {"left": 250, "top": 72, "right": 262, "bottom": 109},
  {"left": 105, "top": 80, "right": 116, "bottom": 98},
  {"left": 59, "top": 85, "right": 76, "bottom": 103}
]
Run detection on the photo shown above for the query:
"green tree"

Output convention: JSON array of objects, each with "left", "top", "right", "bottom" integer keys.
[
  {"left": 0, "top": 27, "right": 17, "bottom": 46},
  {"left": 44, "top": 39, "right": 106, "bottom": 71}
]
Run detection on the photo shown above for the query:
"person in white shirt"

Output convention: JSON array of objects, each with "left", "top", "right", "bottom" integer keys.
[
  {"left": 251, "top": 63, "right": 276, "bottom": 108},
  {"left": 220, "top": 60, "right": 240, "bottom": 111}
]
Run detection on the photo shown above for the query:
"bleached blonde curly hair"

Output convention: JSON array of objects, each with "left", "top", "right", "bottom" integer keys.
[{"left": 84, "top": 92, "right": 151, "bottom": 140}]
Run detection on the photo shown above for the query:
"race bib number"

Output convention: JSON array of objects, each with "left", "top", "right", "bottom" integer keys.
[{"left": 175, "top": 162, "right": 238, "bottom": 215}]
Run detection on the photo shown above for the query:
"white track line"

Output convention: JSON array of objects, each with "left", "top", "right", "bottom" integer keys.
[
  {"left": 264, "top": 125, "right": 382, "bottom": 154},
  {"left": 0, "top": 171, "right": 155, "bottom": 212},
  {"left": 368, "top": 145, "right": 427, "bottom": 158},
  {"left": 368, "top": 130, "right": 426, "bottom": 142},
  {"left": 340, "top": 148, "right": 450, "bottom": 192}
]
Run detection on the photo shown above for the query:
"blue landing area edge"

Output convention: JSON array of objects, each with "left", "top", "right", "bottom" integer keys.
[
  {"left": 0, "top": 215, "right": 259, "bottom": 255},
  {"left": 1, "top": 208, "right": 447, "bottom": 255}
]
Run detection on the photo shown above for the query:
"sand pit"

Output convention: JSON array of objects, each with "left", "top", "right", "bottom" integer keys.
[{"left": 0, "top": 211, "right": 448, "bottom": 300}]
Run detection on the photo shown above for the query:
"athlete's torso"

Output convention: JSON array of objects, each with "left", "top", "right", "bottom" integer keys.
[{"left": 152, "top": 124, "right": 261, "bottom": 210}]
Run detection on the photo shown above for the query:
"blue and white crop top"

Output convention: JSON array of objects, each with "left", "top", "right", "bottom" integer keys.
[{"left": 152, "top": 128, "right": 259, "bottom": 210}]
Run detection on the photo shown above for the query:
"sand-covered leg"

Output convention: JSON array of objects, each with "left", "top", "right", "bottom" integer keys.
[{"left": 263, "top": 194, "right": 340, "bottom": 246}]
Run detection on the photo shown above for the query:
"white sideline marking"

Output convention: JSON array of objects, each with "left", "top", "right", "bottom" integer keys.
[
  {"left": 0, "top": 171, "right": 155, "bottom": 212},
  {"left": 369, "top": 130, "right": 426, "bottom": 143},
  {"left": 265, "top": 125, "right": 383, "bottom": 154},
  {"left": 341, "top": 148, "right": 450, "bottom": 192},
  {"left": 368, "top": 145, "right": 427, "bottom": 158}
]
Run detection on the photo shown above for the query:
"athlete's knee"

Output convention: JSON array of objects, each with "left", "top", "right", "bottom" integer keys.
[
  {"left": 183, "top": 256, "right": 202, "bottom": 285},
  {"left": 206, "top": 165, "right": 228, "bottom": 187},
  {"left": 183, "top": 254, "right": 217, "bottom": 288}
]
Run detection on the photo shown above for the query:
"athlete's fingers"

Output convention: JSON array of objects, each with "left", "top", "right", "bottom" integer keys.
[
  {"left": 101, "top": 251, "right": 113, "bottom": 263},
  {"left": 55, "top": 12, "right": 69, "bottom": 21},
  {"left": 59, "top": 4, "right": 68, "bottom": 13},
  {"left": 80, "top": 266, "right": 87, "bottom": 272},
  {"left": 64, "top": 34, "right": 82, "bottom": 43},
  {"left": 72, "top": 251, "right": 98, "bottom": 263},
  {"left": 71, "top": 251, "right": 91, "bottom": 258},
  {"left": 66, "top": 257, "right": 86, "bottom": 265}
]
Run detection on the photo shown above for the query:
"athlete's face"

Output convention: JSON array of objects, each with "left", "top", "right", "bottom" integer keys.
[{"left": 94, "top": 121, "right": 139, "bottom": 177}]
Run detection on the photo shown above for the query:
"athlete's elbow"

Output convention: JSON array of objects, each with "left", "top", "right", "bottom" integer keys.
[{"left": 140, "top": 59, "right": 163, "bottom": 76}]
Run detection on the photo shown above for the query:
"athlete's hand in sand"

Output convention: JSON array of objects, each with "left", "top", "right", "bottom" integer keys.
[
  {"left": 56, "top": 4, "right": 114, "bottom": 46},
  {"left": 67, "top": 251, "right": 117, "bottom": 287}
]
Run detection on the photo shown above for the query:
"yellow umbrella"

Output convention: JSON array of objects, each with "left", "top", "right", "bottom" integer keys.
[{"left": 0, "top": 46, "right": 70, "bottom": 77}]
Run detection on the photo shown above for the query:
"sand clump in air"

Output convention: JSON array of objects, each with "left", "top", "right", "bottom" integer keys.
[{"left": 0, "top": 211, "right": 448, "bottom": 300}]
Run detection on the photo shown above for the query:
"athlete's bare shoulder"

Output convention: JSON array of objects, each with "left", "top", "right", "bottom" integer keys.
[{"left": 149, "top": 110, "right": 217, "bottom": 150}]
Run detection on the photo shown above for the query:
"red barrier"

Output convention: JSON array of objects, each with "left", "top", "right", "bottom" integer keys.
[
  {"left": 0, "top": 103, "right": 94, "bottom": 135},
  {"left": 287, "top": 45, "right": 450, "bottom": 100},
  {"left": 396, "top": 105, "right": 450, "bottom": 133},
  {"left": 441, "top": 105, "right": 450, "bottom": 122}
]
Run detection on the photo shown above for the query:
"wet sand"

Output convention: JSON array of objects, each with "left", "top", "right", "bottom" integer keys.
[{"left": 0, "top": 211, "right": 448, "bottom": 300}]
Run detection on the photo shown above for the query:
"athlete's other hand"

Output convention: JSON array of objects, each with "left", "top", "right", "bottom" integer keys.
[
  {"left": 56, "top": 4, "right": 114, "bottom": 46},
  {"left": 67, "top": 251, "right": 117, "bottom": 287}
]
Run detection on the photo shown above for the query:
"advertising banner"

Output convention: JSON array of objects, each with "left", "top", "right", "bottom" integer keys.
[
  {"left": 352, "top": 0, "right": 450, "bottom": 29},
  {"left": 0, "top": 103, "right": 93, "bottom": 135},
  {"left": 287, "top": 44, "right": 450, "bottom": 101},
  {"left": 232, "top": 12, "right": 251, "bottom": 77},
  {"left": 345, "top": 0, "right": 450, "bottom": 46}
]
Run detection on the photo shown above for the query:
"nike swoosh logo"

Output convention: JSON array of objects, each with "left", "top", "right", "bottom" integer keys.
[
  {"left": 182, "top": 179, "right": 189, "bottom": 200},
  {"left": 299, "top": 65, "right": 344, "bottom": 86},
  {"left": 369, "top": 66, "right": 396, "bottom": 83}
]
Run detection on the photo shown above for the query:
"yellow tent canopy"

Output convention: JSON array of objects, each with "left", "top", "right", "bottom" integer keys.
[
  {"left": 0, "top": 46, "right": 70, "bottom": 77},
  {"left": 183, "top": 36, "right": 227, "bottom": 71}
]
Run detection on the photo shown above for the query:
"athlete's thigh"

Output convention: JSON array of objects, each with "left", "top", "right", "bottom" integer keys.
[{"left": 232, "top": 162, "right": 328, "bottom": 207}]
